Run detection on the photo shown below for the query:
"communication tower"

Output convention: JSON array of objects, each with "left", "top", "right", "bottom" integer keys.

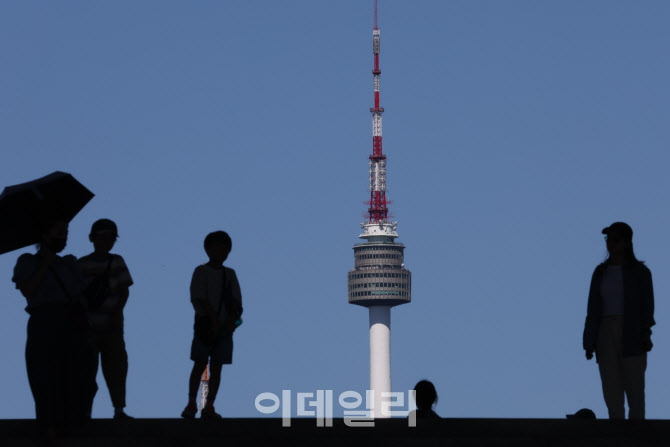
[{"left": 347, "top": 0, "right": 412, "bottom": 419}]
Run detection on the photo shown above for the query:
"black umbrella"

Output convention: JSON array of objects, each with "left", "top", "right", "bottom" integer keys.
[{"left": 0, "top": 171, "right": 94, "bottom": 255}]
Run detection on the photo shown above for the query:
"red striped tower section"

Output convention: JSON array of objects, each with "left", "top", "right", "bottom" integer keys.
[{"left": 369, "top": 16, "right": 388, "bottom": 223}]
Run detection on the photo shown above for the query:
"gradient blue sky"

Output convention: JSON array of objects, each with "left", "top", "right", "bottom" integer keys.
[{"left": 1, "top": 1, "right": 669, "bottom": 419}]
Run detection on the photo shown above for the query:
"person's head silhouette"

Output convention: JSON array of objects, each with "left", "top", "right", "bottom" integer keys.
[
  {"left": 413, "top": 380, "right": 437, "bottom": 411},
  {"left": 204, "top": 231, "right": 232, "bottom": 266},
  {"left": 602, "top": 221, "right": 639, "bottom": 264},
  {"left": 89, "top": 218, "right": 119, "bottom": 255},
  {"left": 37, "top": 218, "right": 69, "bottom": 253}
]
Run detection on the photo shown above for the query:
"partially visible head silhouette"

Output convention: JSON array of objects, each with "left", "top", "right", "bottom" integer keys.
[
  {"left": 90, "top": 218, "right": 118, "bottom": 238},
  {"left": 602, "top": 222, "right": 632, "bottom": 241},
  {"left": 204, "top": 231, "right": 232, "bottom": 263},
  {"left": 38, "top": 218, "right": 68, "bottom": 253},
  {"left": 602, "top": 221, "right": 639, "bottom": 264},
  {"left": 413, "top": 380, "right": 437, "bottom": 410},
  {"left": 89, "top": 218, "right": 119, "bottom": 254}
]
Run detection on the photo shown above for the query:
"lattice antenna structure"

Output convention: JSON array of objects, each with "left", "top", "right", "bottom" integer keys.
[{"left": 368, "top": 0, "right": 388, "bottom": 224}]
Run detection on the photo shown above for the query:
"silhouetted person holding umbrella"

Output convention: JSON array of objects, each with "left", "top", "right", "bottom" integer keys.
[
  {"left": 12, "top": 218, "right": 98, "bottom": 439},
  {"left": 583, "top": 222, "right": 655, "bottom": 420}
]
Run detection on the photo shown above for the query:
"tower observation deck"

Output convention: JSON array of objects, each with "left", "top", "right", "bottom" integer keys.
[
  {"left": 346, "top": 0, "right": 411, "bottom": 419},
  {"left": 347, "top": 225, "right": 411, "bottom": 308}
]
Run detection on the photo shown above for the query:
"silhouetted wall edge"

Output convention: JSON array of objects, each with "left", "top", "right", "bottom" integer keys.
[{"left": 1, "top": 418, "right": 669, "bottom": 447}]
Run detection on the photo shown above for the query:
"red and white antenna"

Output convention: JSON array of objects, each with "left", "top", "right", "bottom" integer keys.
[{"left": 367, "top": 0, "right": 389, "bottom": 224}]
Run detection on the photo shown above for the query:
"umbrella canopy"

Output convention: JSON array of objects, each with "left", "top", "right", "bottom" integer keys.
[{"left": 0, "top": 171, "right": 94, "bottom": 255}]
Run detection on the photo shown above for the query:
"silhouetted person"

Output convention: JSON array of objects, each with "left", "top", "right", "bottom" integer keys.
[
  {"left": 182, "top": 231, "right": 243, "bottom": 419},
  {"left": 12, "top": 218, "right": 97, "bottom": 440},
  {"left": 78, "top": 219, "right": 134, "bottom": 419},
  {"left": 409, "top": 380, "right": 440, "bottom": 420},
  {"left": 583, "top": 222, "right": 655, "bottom": 420}
]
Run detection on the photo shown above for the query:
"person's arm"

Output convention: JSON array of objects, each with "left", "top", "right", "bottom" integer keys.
[
  {"left": 583, "top": 266, "right": 601, "bottom": 360},
  {"left": 16, "top": 251, "right": 55, "bottom": 300},
  {"left": 113, "top": 255, "right": 133, "bottom": 305},
  {"left": 231, "top": 269, "right": 243, "bottom": 317},
  {"left": 642, "top": 266, "right": 655, "bottom": 328},
  {"left": 641, "top": 266, "right": 655, "bottom": 351},
  {"left": 222, "top": 269, "right": 242, "bottom": 334},
  {"left": 101, "top": 287, "right": 130, "bottom": 313},
  {"left": 119, "top": 287, "right": 130, "bottom": 309}
]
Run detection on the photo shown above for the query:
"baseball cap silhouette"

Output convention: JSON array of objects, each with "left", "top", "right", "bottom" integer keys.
[
  {"left": 602, "top": 222, "right": 633, "bottom": 241},
  {"left": 90, "top": 218, "right": 118, "bottom": 237}
]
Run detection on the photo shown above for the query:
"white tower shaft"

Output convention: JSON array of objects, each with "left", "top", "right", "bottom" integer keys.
[{"left": 369, "top": 305, "right": 392, "bottom": 418}]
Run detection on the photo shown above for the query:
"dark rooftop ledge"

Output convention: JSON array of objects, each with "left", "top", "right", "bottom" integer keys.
[{"left": 2, "top": 418, "right": 670, "bottom": 446}]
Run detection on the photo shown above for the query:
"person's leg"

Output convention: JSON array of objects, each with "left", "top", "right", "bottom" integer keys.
[
  {"left": 87, "top": 334, "right": 101, "bottom": 420},
  {"left": 26, "top": 314, "right": 66, "bottom": 432},
  {"left": 206, "top": 363, "right": 223, "bottom": 407},
  {"left": 65, "top": 324, "right": 98, "bottom": 427},
  {"left": 99, "top": 332, "right": 129, "bottom": 413},
  {"left": 189, "top": 361, "right": 209, "bottom": 398},
  {"left": 89, "top": 334, "right": 102, "bottom": 384},
  {"left": 623, "top": 353, "right": 647, "bottom": 420},
  {"left": 200, "top": 362, "right": 223, "bottom": 419},
  {"left": 596, "top": 317, "right": 625, "bottom": 419},
  {"left": 200, "top": 335, "right": 232, "bottom": 418},
  {"left": 181, "top": 358, "right": 208, "bottom": 418}
]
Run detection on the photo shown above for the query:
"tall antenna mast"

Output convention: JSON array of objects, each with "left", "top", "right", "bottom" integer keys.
[{"left": 368, "top": 0, "right": 388, "bottom": 223}]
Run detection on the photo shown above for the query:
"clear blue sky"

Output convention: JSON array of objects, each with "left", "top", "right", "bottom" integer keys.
[{"left": 1, "top": 0, "right": 669, "bottom": 420}]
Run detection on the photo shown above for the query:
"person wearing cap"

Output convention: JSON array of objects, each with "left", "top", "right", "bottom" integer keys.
[
  {"left": 78, "top": 219, "right": 134, "bottom": 419},
  {"left": 582, "top": 222, "right": 655, "bottom": 420}
]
